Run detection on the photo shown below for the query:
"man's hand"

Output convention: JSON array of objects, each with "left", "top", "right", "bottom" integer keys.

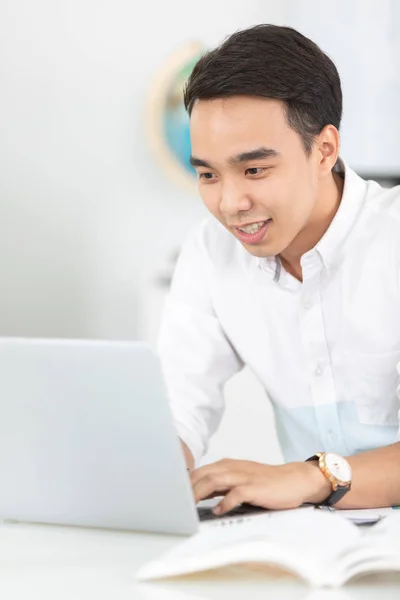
[{"left": 190, "top": 458, "right": 331, "bottom": 515}]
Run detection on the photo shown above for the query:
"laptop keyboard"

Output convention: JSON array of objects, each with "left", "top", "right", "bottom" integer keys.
[{"left": 197, "top": 502, "right": 268, "bottom": 522}]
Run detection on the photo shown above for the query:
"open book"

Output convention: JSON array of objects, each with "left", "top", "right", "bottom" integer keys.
[{"left": 136, "top": 509, "right": 400, "bottom": 587}]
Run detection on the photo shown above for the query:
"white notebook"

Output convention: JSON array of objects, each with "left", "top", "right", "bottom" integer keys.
[{"left": 136, "top": 509, "right": 400, "bottom": 587}]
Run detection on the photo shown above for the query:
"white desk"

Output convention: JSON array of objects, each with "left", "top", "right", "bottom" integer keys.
[{"left": 0, "top": 520, "right": 399, "bottom": 600}]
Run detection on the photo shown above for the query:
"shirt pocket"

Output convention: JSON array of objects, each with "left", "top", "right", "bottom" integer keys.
[{"left": 340, "top": 350, "right": 400, "bottom": 427}]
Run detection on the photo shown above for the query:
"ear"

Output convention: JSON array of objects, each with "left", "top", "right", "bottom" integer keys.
[{"left": 316, "top": 125, "right": 340, "bottom": 175}]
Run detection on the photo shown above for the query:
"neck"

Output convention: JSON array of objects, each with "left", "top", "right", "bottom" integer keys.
[{"left": 279, "top": 172, "right": 344, "bottom": 281}]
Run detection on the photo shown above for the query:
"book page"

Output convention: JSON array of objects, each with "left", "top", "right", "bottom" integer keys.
[
  {"left": 136, "top": 508, "right": 361, "bottom": 585},
  {"left": 331, "top": 513, "right": 400, "bottom": 586}
]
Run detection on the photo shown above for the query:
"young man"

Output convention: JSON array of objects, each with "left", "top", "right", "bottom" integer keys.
[{"left": 158, "top": 25, "right": 400, "bottom": 515}]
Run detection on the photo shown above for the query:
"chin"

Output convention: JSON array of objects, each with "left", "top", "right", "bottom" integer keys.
[
  {"left": 239, "top": 240, "right": 283, "bottom": 258},
  {"left": 242, "top": 244, "right": 277, "bottom": 258}
]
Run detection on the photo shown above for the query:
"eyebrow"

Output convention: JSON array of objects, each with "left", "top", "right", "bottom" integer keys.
[
  {"left": 189, "top": 156, "right": 213, "bottom": 168},
  {"left": 189, "top": 146, "right": 279, "bottom": 169},
  {"left": 228, "top": 147, "right": 279, "bottom": 165}
]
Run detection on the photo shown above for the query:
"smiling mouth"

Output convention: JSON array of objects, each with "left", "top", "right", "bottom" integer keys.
[
  {"left": 231, "top": 219, "right": 272, "bottom": 245},
  {"left": 235, "top": 219, "right": 271, "bottom": 234}
]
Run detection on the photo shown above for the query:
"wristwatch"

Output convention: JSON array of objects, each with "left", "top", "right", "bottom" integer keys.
[{"left": 306, "top": 452, "right": 352, "bottom": 506}]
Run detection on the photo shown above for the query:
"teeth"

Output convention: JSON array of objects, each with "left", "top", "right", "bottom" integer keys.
[{"left": 238, "top": 221, "right": 267, "bottom": 234}]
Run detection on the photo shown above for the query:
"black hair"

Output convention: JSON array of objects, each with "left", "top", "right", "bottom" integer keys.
[{"left": 184, "top": 24, "right": 342, "bottom": 153}]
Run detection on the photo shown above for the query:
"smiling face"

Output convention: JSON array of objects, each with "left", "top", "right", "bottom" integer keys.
[{"left": 190, "top": 96, "right": 326, "bottom": 258}]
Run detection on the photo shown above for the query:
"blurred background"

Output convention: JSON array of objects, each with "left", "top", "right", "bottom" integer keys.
[{"left": 1, "top": 0, "right": 399, "bottom": 465}]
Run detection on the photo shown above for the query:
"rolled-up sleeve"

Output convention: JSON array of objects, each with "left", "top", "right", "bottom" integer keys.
[{"left": 157, "top": 225, "right": 243, "bottom": 465}]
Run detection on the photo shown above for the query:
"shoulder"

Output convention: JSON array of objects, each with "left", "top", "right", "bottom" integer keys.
[
  {"left": 355, "top": 178, "right": 400, "bottom": 275},
  {"left": 363, "top": 178, "right": 400, "bottom": 222}
]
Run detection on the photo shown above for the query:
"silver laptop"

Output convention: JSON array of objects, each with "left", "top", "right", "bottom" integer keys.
[{"left": 0, "top": 337, "right": 267, "bottom": 535}]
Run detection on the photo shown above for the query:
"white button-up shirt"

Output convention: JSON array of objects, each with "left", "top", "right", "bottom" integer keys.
[{"left": 158, "top": 161, "right": 400, "bottom": 465}]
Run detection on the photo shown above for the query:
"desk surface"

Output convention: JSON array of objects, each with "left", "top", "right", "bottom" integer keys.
[{"left": 0, "top": 520, "right": 399, "bottom": 600}]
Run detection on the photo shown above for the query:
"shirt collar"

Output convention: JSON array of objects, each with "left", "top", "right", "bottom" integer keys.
[
  {"left": 256, "top": 254, "right": 281, "bottom": 279},
  {"left": 315, "top": 158, "right": 367, "bottom": 270},
  {"left": 256, "top": 158, "right": 367, "bottom": 278}
]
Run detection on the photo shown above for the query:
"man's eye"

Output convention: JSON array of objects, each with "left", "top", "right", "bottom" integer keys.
[
  {"left": 199, "top": 172, "right": 216, "bottom": 180},
  {"left": 246, "top": 167, "right": 264, "bottom": 175}
]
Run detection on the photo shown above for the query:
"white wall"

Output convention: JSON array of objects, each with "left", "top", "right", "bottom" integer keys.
[
  {"left": 0, "top": 1, "right": 398, "bottom": 466},
  {"left": 286, "top": 0, "right": 400, "bottom": 176},
  {"left": 0, "top": 0, "right": 288, "bottom": 465},
  {"left": 0, "top": 0, "right": 289, "bottom": 340}
]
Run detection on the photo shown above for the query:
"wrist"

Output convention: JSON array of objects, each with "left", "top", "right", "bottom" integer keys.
[{"left": 302, "top": 461, "right": 332, "bottom": 504}]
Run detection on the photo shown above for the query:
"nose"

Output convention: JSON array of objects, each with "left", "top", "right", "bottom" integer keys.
[{"left": 220, "top": 181, "right": 252, "bottom": 216}]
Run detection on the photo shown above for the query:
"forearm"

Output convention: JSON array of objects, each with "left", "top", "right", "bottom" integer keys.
[
  {"left": 189, "top": 442, "right": 400, "bottom": 514},
  {"left": 306, "top": 442, "right": 400, "bottom": 509},
  {"left": 336, "top": 442, "right": 400, "bottom": 509},
  {"left": 180, "top": 439, "right": 195, "bottom": 470}
]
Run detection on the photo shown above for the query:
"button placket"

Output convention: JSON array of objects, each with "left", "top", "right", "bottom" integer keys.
[
  {"left": 299, "top": 280, "right": 348, "bottom": 453},
  {"left": 315, "top": 363, "right": 324, "bottom": 377}
]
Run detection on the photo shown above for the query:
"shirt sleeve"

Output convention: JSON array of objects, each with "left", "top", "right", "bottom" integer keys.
[
  {"left": 398, "top": 268, "right": 400, "bottom": 440},
  {"left": 397, "top": 361, "right": 400, "bottom": 440},
  {"left": 157, "top": 225, "right": 244, "bottom": 465}
]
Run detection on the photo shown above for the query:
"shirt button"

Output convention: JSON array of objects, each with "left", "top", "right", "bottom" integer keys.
[
  {"left": 315, "top": 364, "right": 323, "bottom": 377},
  {"left": 303, "top": 298, "right": 312, "bottom": 309},
  {"left": 328, "top": 429, "right": 336, "bottom": 443}
]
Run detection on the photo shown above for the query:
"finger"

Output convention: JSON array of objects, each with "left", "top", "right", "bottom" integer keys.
[
  {"left": 190, "top": 459, "right": 254, "bottom": 487},
  {"left": 193, "top": 472, "right": 250, "bottom": 503},
  {"left": 190, "top": 459, "right": 237, "bottom": 487},
  {"left": 213, "top": 485, "right": 258, "bottom": 516},
  {"left": 196, "top": 490, "right": 225, "bottom": 500}
]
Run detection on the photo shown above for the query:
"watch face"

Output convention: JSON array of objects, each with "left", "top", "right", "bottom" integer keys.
[{"left": 324, "top": 453, "right": 352, "bottom": 483}]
